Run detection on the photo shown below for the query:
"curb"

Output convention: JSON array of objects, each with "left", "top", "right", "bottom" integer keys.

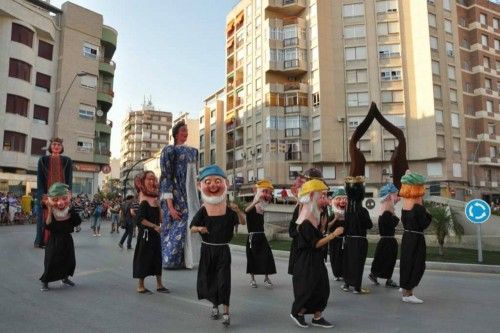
[{"left": 229, "top": 244, "right": 500, "bottom": 274}]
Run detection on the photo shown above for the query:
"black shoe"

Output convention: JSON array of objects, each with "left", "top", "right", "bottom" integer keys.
[
  {"left": 385, "top": 279, "right": 399, "bottom": 288},
  {"left": 368, "top": 273, "right": 379, "bottom": 285},
  {"left": 222, "top": 313, "right": 230, "bottom": 327},
  {"left": 40, "top": 283, "right": 49, "bottom": 291},
  {"left": 118, "top": 243, "right": 123, "bottom": 249},
  {"left": 62, "top": 278, "right": 75, "bottom": 287},
  {"left": 127, "top": 246, "right": 133, "bottom": 250},
  {"left": 311, "top": 317, "right": 334, "bottom": 328},
  {"left": 290, "top": 313, "right": 308, "bottom": 328}
]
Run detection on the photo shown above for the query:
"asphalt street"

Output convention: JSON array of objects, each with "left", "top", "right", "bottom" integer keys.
[{"left": 0, "top": 222, "right": 498, "bottom": 333}]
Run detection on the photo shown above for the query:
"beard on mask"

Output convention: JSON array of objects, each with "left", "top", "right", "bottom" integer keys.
[
  {"left": 332, "top": 204, "right": 345, "bottom": 217},
  {"left": 53, "top": 206, "right": 70, "bottom": 219},
  {"left": 201, "top": 187, "right": 227, "bottom": 205}
]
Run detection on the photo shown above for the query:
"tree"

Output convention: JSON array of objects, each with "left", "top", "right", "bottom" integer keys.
[{"left": 425, "top": 203, "right": 465, "bottom": 256}]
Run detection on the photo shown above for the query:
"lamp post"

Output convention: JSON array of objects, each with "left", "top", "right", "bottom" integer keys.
[
  {"left": 470, "top": 140, "right": 482, "bottom": 198},
  {"left": 53, "top": 72, "right": 88, "bottom": 137},
  {"left": 122, "top": 157, "right": 149, "bottom": 197}
]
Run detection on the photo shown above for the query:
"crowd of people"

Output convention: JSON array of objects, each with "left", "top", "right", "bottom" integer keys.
[{"left": 35, "top": 119, "right": 433, "bottom": 329}]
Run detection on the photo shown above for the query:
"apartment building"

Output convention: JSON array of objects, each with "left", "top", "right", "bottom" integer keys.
[
  {"left": 220, "top": 0, "right": 477, "bottom": 199},
  {"left": 457, "top": 0, "right": 500, "bottom": 202},
  {"left": 168, "top": 112, "right": 199, "bottom": 147},
  {"left": 0, "top": 0, "right": 117, "bottom": 194},
  {"left": 199, "top": 88, "right": 226, "bottom": 170},
  {"left": 119, "top": 101, "right": 172, "bottom": 183}
]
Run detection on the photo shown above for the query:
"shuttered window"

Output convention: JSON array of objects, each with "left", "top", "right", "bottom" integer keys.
[
  {"left": 6, "top": 94, "right": 29, "bottom": 117},
  {"left": 11, "top": 23, "right": 33, "bottom": 47}
]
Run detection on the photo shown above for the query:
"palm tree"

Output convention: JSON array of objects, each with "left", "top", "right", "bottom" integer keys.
[{"left": 425, "top": 203, "right": 465, "bottom": 256}]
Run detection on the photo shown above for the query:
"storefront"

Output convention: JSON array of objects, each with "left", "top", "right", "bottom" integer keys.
[{"left": 72, "top": 162, "right": 101, "bottom": 195}]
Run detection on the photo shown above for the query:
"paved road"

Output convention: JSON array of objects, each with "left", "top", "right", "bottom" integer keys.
[{"left": 0, "top": 222, "right": 498, "bottom": 332}]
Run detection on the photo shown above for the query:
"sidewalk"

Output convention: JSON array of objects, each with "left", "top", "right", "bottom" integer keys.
[{"left": 229, "top": 244, "right": 500, "bottom": 274}]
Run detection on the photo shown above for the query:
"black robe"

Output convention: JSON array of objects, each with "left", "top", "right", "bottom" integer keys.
[
  {"left": 40, "top": 209, "right": 81, "bottom": 283},
  {"left": 400, "top": 204, "right": 431, "bottom": 290},
  {"left": 287, "top": 205, "right": 300, "bottom": 275},
  {"left": 343, "top": 206, "right": 373, "bottom": 290},
  {"left": 245, "top": 207, "right": 276, "bottom": 275},
  {"left": 328, "top": 218, "right": 345, "bottom": 279},
  {"left": 292, "top": 220, "right": 330, "bottom": 315},
  {"left": 190, "top": 206, "right": 239, "bottom": 306},
  {"left": 133, "top": 201, "right": 162, "bottom": 279},
  {"left": 371, "top": 211, "right": 399, "bottom": 279}
]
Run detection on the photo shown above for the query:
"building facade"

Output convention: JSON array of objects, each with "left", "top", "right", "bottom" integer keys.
[
  {"left": 0, "top": 0, "right": 117, "bottom": 195},
  {"left": 217, "top": 0, "right": 500, "bottom": 199},
  {"left": 199, "top": 88, "right": 226, "bottom": 171},
  {"left": 457, "top": 0, "right": 500, "bottom": 202},
  {"left": 119, "top": 101, "right": 172, "bottom": 187},
  {"left": 168, "top": 112, "right": 199, "bottom": 147}
]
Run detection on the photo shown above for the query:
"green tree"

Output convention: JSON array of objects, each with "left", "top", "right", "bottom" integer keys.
[{"left": 425, "top": 203, "right": 465, "bottom": 256}]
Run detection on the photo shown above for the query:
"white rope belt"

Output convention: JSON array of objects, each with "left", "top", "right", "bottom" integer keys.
[
  {"left": 345, "top": 235, "right": 367, "bottom": 239},
  {"left": 379, "top": 236, "right": 395, "bottom": 238},
  {"left": 248, "top": 232, "right": 265, "bottom": 249},
  {"left": 201, "top": 241, "right": 229, "bottom": 246},
  {"left": 404, "top": 229, "right": 424, "bottom": 235}
]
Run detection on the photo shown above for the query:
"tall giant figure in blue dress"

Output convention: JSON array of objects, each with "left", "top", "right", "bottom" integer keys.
[{"left": 160, "top": 121, "right": 201, "bottom": 269}]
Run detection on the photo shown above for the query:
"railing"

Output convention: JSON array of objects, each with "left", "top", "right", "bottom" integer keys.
[
  {"left": 283, "top": 0, "right": 297, "bottom": 5},
  {"left": 95, "top": 148, "right": 111, "bottom": 156},
  {"left": 235, "top": 138, "right": 244, "bottom": 147},
  {"left": 98, "top": 88, "right": 114, "bottom": 97},
  {"left": 285, "top": 151, "right": 301, "bottom": 161},
  {"left": 283, "top": 37, "right": 299, "bottom": 47},
  {"left": 96, "top": 118, "right": 113, "bottom": 127},
  {"left": 285, "top": 128, "right": 301, "bottom": 137},
  {"left": 226, "top": 161, "right": 234, "bottom": 169},
  {"left": 226, "top": 141, "right": 234, "bottom": 149},
  {"left": 235, "top": 159, "right": 244, "bottom": 168},
  {"left": 99, "top": 57, "right": 116, "bottom": 68},
  {"left": 284, "top": 59, "right": 301, "bottom": 68},
  {"left": 284, "top": 82, "right": 302, "bottom": 91}
]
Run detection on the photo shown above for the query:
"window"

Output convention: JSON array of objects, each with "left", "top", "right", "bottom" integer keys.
[
  {"left": 255, "top": 15, "right": 261, "bottom": 31},
  {"left": 246, "top": 125, "right": 252, "bottom": 139},
  {"left": 347, "top": 69, "right": 368, "bottom": 83},
  {"left": 11, "top": 23, "right": 33, "bottom": 47},
  {"left": 255, "top": 56, "right": 262, "bottom": 69},
  {"left": 380, "top": 67, "right": 401, "bottom": 81},
  {"left": 255, "top": 35, "right": 261, "bottom": 50},
  {"left": 444, "top": 19, "right": 452, "bottom": 34},
  {"left": 347, "top": 92, "right": 369, "bottom": 107},
  {"left": 490, "top": 146, "right": 497, "bottom": 158},
  {"left": 248, "top": 169, "right": 255, "bottom": 181},
  {"left": 427, "top": 162, "right": 443, "bottom": 176},
  {"left": 312, "top": 92, "right": 320, "bottom": 107},
  {"left": 77, "top": 138, "right": 93, "bottom": 153},
  {"left": 495, "top": 39, "right": 499, "bottom": 51},
  {"left": 256, "top": 144, "right": 262, "bottom": 159},
  {"left": 433, "top": 85, "right": 442, "bottom": 99},
  {"left": 379, "top": 44, "right": 400, "bottom": 58},
  {"left": 480, "top": 13, "right": 487, "bottom": 25},
  {"left": 256, "top": 121, "right": 262, "bottom": 136},
  {"left": 446, "top": 42, "right": 454, "bottom": 56},
  {"left": 447, "top": 65, "right": 456, "bottom": 80},
  {"left": 483, "top": 56, "right": 490, "bottom": 68},
  {"left": 35, "top": 72, "right": 51, "bottom": 92},
  {"left": 344, "top": 25, "right": 366, "bottom": 39},
  {"left": 345, "top": 46, "right": 366, "bottom": 60},
  {"left": 83, "top": 42, "right": 98, "bottom": 59},
  {"left": 6, "top": 94, "right": 29, "bottom": 117},
  {"left": 309, "top": 2, "right": 317, "bottom": 18},
  {"left": 33, "top": 105, "right": 49, "bottom": 124},
  {"left": 381, "top": 90, "right": 404, "bottom": 103},
  {"left": 485, "top": 78, "right": 492, "bottom": 90},
  {"left": 432, "top": 60, "right": 440, "bottom": 75},
  {"left": 486, "top": 100, "right": 493, "bottom": 113},
  {"left": 81, "top": 74, "right": 97, "bottom": 89},
  {"left": 289, "top": 165, "right": 302, "bottom": 180},
  {"left": 78, "top": 104, "right": 95, "bottom": 120},
  {"left": 481, "top": 34, "right": 488, "bottom": 47},
  {"left": 430, "top": 36, "right": 438, "bottom": 50},
  {"left": 313, "top": 140, "right": 321, "bottom": 157},
  {"left": 343, "top": 3, "right": 364, "bottom": 17},
  {"left": 428, "top": 13, "right": 436, "bottom": 27},
  {"left": 453, "top": 137, "right": 460, "bottom": 152},
  {"left": 257, "top": 167, "right": 264, "bottom": 180},
  {"left": 377, "top": 21, "right": 399, "bottom": 35},
  {"left": 3, "top": 131, "right": 26, "bottom": 152},
  {"left": 451, "top": 113, "right": 459, "bottom": 127},
  {"left": 210, "top": 149, "right": 216, "bottom": 164},
  {"left": 376, "top": 0, "right": 398, "bottom": 13},
  {"left": 450, "top": 89, "right": 457, "bottom": 103},
  {"left": 38, "top": 40, "right": 53, "bottom": 60},
  {"left": 453, "top": 163, "right": 462, "bottom": 177},
  {"left": 323, "top": 166, "right": 336, "bottom": 180},
  {"left": 311, "top": 46, "right": 318, "bottom": 63},
  {"left": 437, "top": 135, "right": 445, "bottom": 149},
  {"left": 210, "top": 129, "right": 216, "bottom": 144},
  {"left": 255, "top": 77, "right": 261, "bottom": 91},
  {"left": 435, "top": 109, "right": 443, "bottom": 124},
  {"left": 494, "top": 18, "right": 499, "bottom": 30},
  {"left": 488, "top": 123, "right": 495, "bottom": 135},
  {"left": 443, "top": 0, "right": 450, "bottom": 11},
  {"left": 31, "top": 138, "right": 47, "bottom": 156},
  {"left": 312, "top": 116, "right": 320, "bottom": 131},
  {"left": 9, "top": 58, "right": 31, "bottom": 82}
]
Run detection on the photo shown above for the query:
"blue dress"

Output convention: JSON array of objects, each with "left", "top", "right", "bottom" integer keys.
[{"left": 160, "top": 144, "right": 200, "bottom": 269}]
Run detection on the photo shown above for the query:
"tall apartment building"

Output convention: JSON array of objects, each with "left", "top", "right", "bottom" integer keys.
[
  {"left": 199, "top": 88, "right": 226, "bottom": 170},
  {"left": 0, "top": 0, "right": 117, "bottom": 194},
  {"left": 221, "top": 0, "right": 478, "bottom": 199},
  {"left": 120, "top": 101, "right": 172, "bottom": 183},
  {"left": 457, "top": 0, "right": 500, "bottom": 202},
  {"left": 168, "top": 112, "right": 199, "bottom": 147}
]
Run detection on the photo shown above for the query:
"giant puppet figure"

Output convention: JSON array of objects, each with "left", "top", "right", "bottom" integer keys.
[
  {"left": 36, "top": 138, "right": 73, "bottom": 248},
  {"left": 40, "top": 183, "right": 81, "bottom": 291},
  {"left": 190, "top": 165, "right": 245, "bottom": 327}
]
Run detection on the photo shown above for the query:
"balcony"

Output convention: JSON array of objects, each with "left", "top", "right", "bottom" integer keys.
[
  {"left": 95, "top": 119, "right": 113, "bottom": 134},
  {"left": 226, "top": 140, "right": 234, "bottom": 150},
  {"left": 283, "top": 59, "right": 307, "bottom": 75},
  {"left": 285, "top": 128, "right": 301, "bottom": 137},
  {"left": 94, "top": 147, "right": 111, "bottom": 164},
  {"left": 235, "top": 138, "right": 244, "bottom": 147},
  {"left": 285, "top": 151, "right": 302, "bottom": 161},
  {"left": 265, "top": 0, "right": 306, "bottom": 16},
  {"left": 97, "top": 88, "right": 114, "bottom": 111},
  {"left": 101, "top": 25, "right": 117, "bottom": 57},
  {"left": 99, "top": 57, "right": 115, "bottom": 76},
  {"left": 284, "top": 82, "right": 308, "bottom": 92}
]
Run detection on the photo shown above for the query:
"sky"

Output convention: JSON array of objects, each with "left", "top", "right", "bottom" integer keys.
[{"left": 50, "top": 0, "right": 240, "bottom": 158}]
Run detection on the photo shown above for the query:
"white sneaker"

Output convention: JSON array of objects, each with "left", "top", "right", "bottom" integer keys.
[
  {"left": 399, "top": 288, "right": 403, "bottom": 293},
  {"left": 97, "top": 234, "right": 102, "bottom": 237},
  {"left": 250, "top": 280, "right": 257, "bottom": 288},
  {"left": 264, "top": 278, "right": 273, "bottom": 288},
  {"left": 402, "top": 295, "right": 424, "bottom": 304}
]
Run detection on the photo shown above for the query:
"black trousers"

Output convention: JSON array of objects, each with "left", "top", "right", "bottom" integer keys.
[{"left": 120, "top": 224, "right": 134, "bottom": 248}]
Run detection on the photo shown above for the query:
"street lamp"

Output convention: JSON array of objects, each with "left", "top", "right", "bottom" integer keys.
[
  {"left": 122, "top": 156, "right": 149, "bottom": 197},
  {"left": 53, "top": 71, "right": 89, "bottom": 137}
]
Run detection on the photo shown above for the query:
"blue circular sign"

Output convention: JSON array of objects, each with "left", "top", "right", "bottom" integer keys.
[{"left": 465, "top": 199, "right": 491, "bottom": 224}]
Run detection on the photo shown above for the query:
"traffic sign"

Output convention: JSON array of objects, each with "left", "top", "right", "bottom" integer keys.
[{"left": 465, "top": 199, "right": 491, "bottom": 224}]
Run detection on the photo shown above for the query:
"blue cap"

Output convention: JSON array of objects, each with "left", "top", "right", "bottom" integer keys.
[
  {"left": 379, "top": 183, "right": 398, "bottom": 199},
  {"left": 197, "top": 164, "right": 226, "bottom": 181}
]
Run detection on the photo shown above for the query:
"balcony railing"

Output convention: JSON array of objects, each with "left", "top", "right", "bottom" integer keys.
[
  {"left": 284, "top": 59, "right": 301, "bottom": 68},
  {"left": 95, "top": 147, "right": 111, "bottom": 156},
  {"left": 99, "top": 57, "right": 116, "bottom": 68},
  {"left": 235, "top": 138, "right": 244, "bottom": 147},
  {"left": 285, "top": 151, "right": 302, "bottom": 161},
  {"left": 285, "top": 128, "right": 301, "bottom": 137},
  {"left": 98, "top": 88, "right": 114, "bottom": 97},
  {"left": 283, "top": 37, "right": 299, "bottom": 47}
]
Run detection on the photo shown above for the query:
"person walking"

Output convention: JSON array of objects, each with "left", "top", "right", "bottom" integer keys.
[{"left": 119, "top": 193, "right": 136, "bottom": 250}]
